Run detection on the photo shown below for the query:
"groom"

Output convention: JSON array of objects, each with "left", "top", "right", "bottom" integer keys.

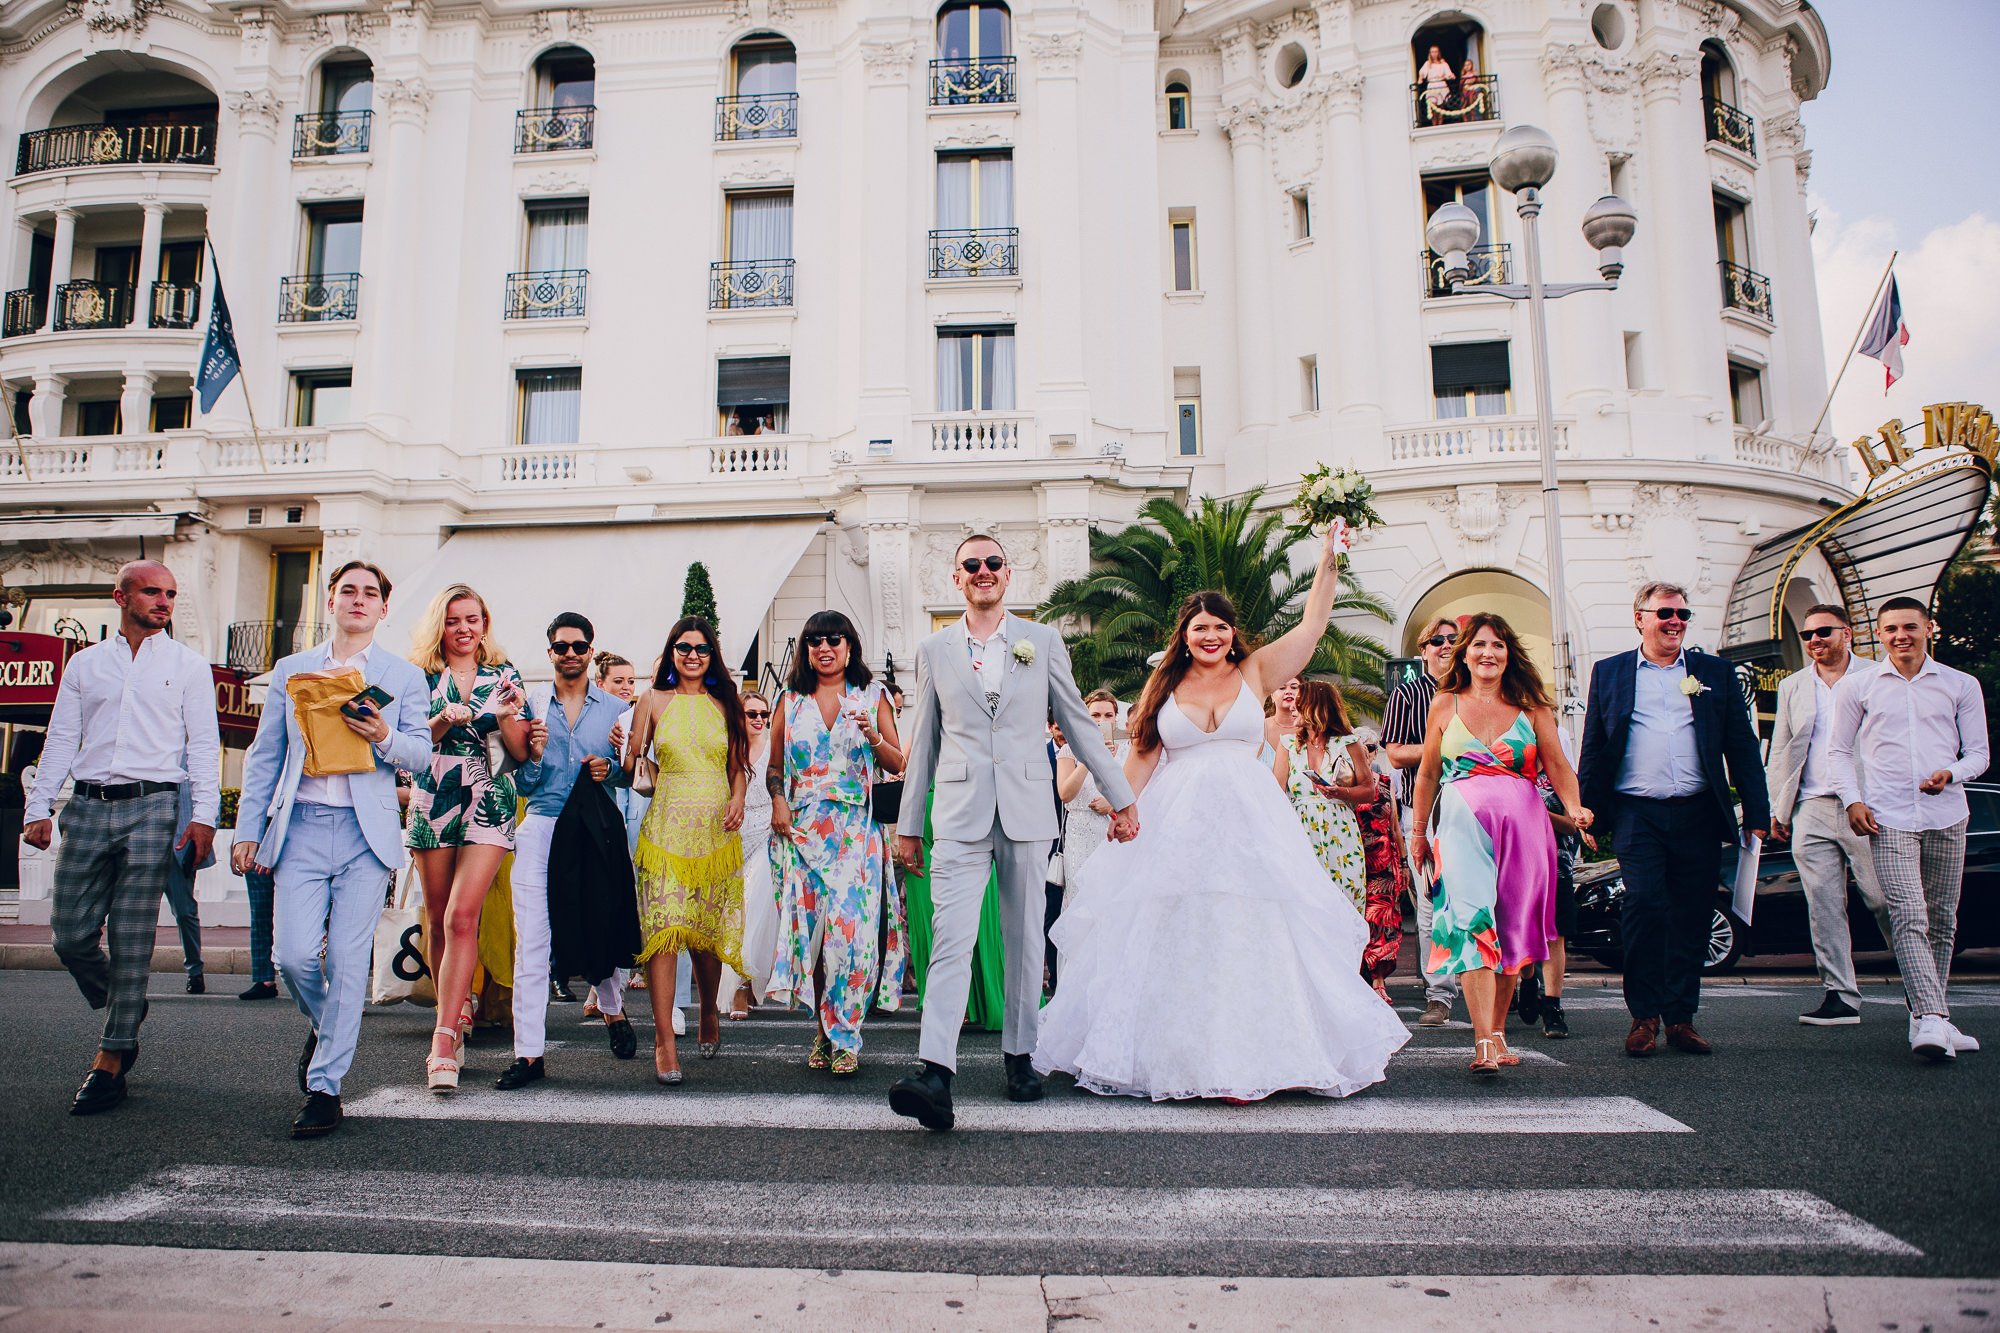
[{"left": 891, "top": 534, "right": 1138, "bottom": 1130}]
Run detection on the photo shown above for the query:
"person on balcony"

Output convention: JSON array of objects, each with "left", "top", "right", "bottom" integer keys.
[
  {"left": 1455, "top": 59, "right": 1482, "bottom": 115},
  {"left": 1418, "top": 46, "right": 1455, "bottom": 125}
]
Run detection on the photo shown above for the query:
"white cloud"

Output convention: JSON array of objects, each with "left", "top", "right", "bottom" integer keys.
[{"left": 1812, "top": 205, "right": 2000, "bottom": 448}]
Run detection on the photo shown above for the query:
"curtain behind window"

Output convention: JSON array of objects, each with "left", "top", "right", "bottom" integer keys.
[
  {"left": 527, "top": 205, "right": 589, "bottom": 270},
  {"left": 521, "top": 369, "right": 582, "bottom": 444},
  {"left": 727, "top": 193, "right": 793, "bottom": 262}
]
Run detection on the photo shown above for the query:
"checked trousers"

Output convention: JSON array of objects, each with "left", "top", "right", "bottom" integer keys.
[
  {"left": 49, "top": 789, "right": 179, "bottom": 1052},
  {"left": 1869, "top": 821, "right": 1969, "bottom": 1020}
]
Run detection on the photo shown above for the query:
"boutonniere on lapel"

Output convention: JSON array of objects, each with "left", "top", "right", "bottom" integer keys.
[
  {"left": 1679, "top": 675, "right": 1709, "bottom": 698},
  {"left": 1011, "top": 640, "right": 1036, "bottom": 667}
]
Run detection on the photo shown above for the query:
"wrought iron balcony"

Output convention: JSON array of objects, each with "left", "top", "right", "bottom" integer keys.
[
  {"left": 1411, "top": 74, "right": 1499, "bottom": 128},
  {"left": 278, "top": 272, "right": 360, "bottom": 323},
  {"left": 226, "top": 620, "right": 332, "bottom": 674},
  {"left": 150, "top": 282, "right": 200, "bottom": 329},
  {"left": 1704, "top": 98, "right": 1757, "bottom": 158},
  {"left": 1421, "top": 242, "right": 1510, "bottom": 298},
  {"left": 715, "top": 94, "right": 799, "bottom": 141},
  {"left": 52, "top": 281, "right": 133, "bottom": 331},
  {"left": 293, "top": 110, "right": 372, "bottom": 157},
  {"left": 929, "top": 228, "right": 1019, "bottom": 279},
  {"left": 3, "top": 290, "right": 43, "bottom": 339},
  {"left": 1719, "top": 260, "right": 1773, "bottom": 322},
  {"left": 15, "top": 121, "right": 215, "bottom": 176},
  {"left": 515, "top": 105, "right": 595, "bottom": 153},
  {"left": 929, "top": 57, "right": 1017, "bottom": 106},
  {"left": 709, "top": 258, "right": 794, "bottom": 310},
  {"left": 505, "top": 269, "right": 588, "bottom": 319}
]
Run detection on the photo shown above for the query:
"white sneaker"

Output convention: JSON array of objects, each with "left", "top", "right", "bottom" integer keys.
[
  {"left": 1911, "top": 1015, "right": 1956, "bottom": 1062},
  {"left": 1947, "top": 1021, "right": 1980, "bottom": 1053},
  {"left": 671, "top": 1007, "right": 686, "bottom": 1036}
]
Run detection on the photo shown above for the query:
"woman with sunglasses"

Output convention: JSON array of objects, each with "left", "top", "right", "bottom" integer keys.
[
  {"left": 624, "top": 616, "right": 748, "bottom": 1084},
  {"left": 766, "top": 611, "right": 908, "bottom": 1074},
  {"left": 726, "top": 689, "right": 779, "bottom": 1020}
]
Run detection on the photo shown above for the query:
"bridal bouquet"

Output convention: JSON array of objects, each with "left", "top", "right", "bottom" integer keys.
[{"left": 1288, "top": 465, "right": 1384, "bottom": 554}]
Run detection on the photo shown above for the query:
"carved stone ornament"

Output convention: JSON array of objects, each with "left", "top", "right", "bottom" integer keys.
[
  {"left": 861, "top": 40, "right": 916, "bottom": 84},
  {"left": 237, "top": 10, "right": 272, "bottom": 63},
  {"left": 933, "top": 119, "right": 1009, "bottom": 149},
  {"left": 1420, "top": 137, "right": 1490, "bottom": 170},
  {"left": 1584, "top": 57, "right": 1639, "bottom": 153},
  {"left": 1046, "top": 516, "right": 1091, "bottom": 585},
  {"left": 1025, "top": 31, "right": 1083, "bottom": 76},
  {"left": 65, "top": 0, "right": 162, "bottom": 37},
  {"left": 1626, "top": 484, "right": 1712, "bottom": 593},
  {"left": 1793, "top": 147, "right": 1813, "bottom": 194},
  {"left": 297, "top": 173, "right": 365, "bottom": 200},
  {"left": 767, "top": 0, "right": 794, "bottom": 23},
  {"left": 719, "top": 157, "right": 790, "bottom": 186},
  {"left": 525, "top": 169, "right": 586, "bottom": 195},
  {"left": 867, "top": 522, "right": 910, "bottom": 639},
  {"left": 920, "top": 527, "right": 973, "bottom": 603},
  {"left": 381, "top": 77, "right": 433, "bottom": 125},
  {"left": 0, "top": 541, "right": 128, "bottom": 587},
  {"left": 1637, "top": 50, "right": 1693, "bottom": 101},
  {"left": 1428, "top": 484, "right": 1523, "bottom": 563},
  {"left": 529, "top": 9, "right": 590, "bottom": 38},
  {"left": 226, "top": 87, "right": 284, "bottom": 132},
  {"left": 1710, "top": 161, "right": 1752, "bottom": 201},
  {"left": 1001, "top": 527, "right": 1045, "bottom": 601},
  {"left": 1542, "top": 42, "right": 1588, "bottom": 93},
  {"left": 1765, "top": 110, "right": 1805, "bottom": 155},
  {"left": 1699, "top": 0, "right": 1740, "bottom": 40}
]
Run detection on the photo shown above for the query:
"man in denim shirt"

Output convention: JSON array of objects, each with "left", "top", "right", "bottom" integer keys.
[{"left": 498, "top": 612, "right": 634, "bottom": 1088}]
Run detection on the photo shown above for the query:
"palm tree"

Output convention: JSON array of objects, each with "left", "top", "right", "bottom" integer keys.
[{"left": 1038, "top": 488, "right": 1395, "bottom": 718}]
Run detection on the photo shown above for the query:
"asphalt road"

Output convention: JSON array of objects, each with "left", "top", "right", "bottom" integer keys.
[{"left": 1, "top": 969, "right": 1995, "bottom": 1280}]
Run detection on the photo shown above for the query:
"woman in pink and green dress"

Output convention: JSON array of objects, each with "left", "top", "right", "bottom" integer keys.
[
  {"left": 766, "top": 610, "right": 908, "bottom": 1075},
  {"left": 1410, "top": 612, "right": 1591, "bottom": 1078}
]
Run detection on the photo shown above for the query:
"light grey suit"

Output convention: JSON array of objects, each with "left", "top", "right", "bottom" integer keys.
[
  {"left": 898, "top": 614, "right": 1135, "bottom": 1068},
  {"left": 1765, "top": 659, "right": 1891, "bottom": 1005}
]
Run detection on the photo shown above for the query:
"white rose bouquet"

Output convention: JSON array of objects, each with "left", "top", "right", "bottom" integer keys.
[{"left": 1289, "top": 464, "right": 1385, "bottom": 553}]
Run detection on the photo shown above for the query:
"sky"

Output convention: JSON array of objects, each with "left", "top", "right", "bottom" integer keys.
[{"left": 1803, "top": 0, "right": 2000, "bottom": 449}]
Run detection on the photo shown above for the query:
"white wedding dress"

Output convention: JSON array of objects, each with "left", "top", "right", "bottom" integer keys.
[{"left": 1034, "top": 679, "right": 1410, "bottom": 1101}]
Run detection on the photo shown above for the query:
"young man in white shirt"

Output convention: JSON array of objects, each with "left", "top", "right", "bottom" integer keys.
[
  {"left": 24, "top": 561, "right": 220, "bottom": 1116},
  {"left": 1826, "top": 596, "right": 1991, "bottom": 1062}
]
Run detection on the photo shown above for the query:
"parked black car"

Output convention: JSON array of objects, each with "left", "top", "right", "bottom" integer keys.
[{"left": 1570, "top": 784, "right": 2000, "bottom": 973}]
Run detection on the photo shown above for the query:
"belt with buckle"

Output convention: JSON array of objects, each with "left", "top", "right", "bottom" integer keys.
[{"left": 74, "top": 780, "right": 179, "bottom": 801}]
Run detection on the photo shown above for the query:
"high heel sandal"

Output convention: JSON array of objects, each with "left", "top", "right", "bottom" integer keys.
[
  {"left": 1469, "top": 1037, "right": 1501, "bottom": 1079},
  {"left": 728, "top": 983, "right": 753, "bottom": 1021},
  {"left": 654, "top": 1048, "right": 683, "bottom": 1086},
  {"left": 698, "top": 1012, "right": 722, "bottom": 1060},
  {"left": 426, "top": 1026, "right": 462, "bottom": 1093}
]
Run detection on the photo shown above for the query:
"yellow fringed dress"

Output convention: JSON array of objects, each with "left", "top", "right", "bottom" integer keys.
[{"left": 634, "top": 693, "right": 745, "bottom": 969}]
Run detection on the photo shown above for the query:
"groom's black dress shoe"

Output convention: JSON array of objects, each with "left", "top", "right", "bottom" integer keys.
[
  {"left": 70, "top": 1068, "right": 127, "bottom": 1116},
  {"left": 1004, "top": 1052, "right": 1044, "bottom": 1103},
  {"left": 290, "top": 1091, "right": 342, "bottom": 1139},
  {"left": 889, "top": 1062, "right": 955, "bottom": 1131}
]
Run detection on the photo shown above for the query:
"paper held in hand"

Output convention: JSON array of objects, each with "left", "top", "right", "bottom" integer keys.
[
  {"left": 287, "top": 667, "right": 375, "bottom": 777},
  {"left": 1731, "top": 832, "right": 1762, "bottom": 926}
]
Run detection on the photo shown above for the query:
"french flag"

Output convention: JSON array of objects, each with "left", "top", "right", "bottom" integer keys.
[{"left": 1857, "top": 273, "right": 1910, "bottom": 390}]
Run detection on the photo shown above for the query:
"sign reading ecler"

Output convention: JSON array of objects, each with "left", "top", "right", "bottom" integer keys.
[{"left": 0, "top": 633, "right": 75, "bottom": 710}]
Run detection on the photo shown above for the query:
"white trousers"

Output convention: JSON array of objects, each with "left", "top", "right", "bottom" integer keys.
[{"left": 512, "top": 813, "right": 624, "bottom": 1059}]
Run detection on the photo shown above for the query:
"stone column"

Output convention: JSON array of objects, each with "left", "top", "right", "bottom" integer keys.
[
  {"left": 1319, "top": 69, "right": 1380, "bottom": 422},
  {"left": 1636, "top": 48, "right": 1719, "bottom": 413},
  {"left": 119, "top": 370, "right": 157, "bottom": 436},
  {"left": 219, "top": 89, "right": 283, "bottom": 431},
  {"left": 1026, "top": 29, "right": 1087, "bottom": 441},
  {"left": 30, "top": 373, "right": 65, "bottom": 439},
  {"left": 1220, "top": 108, "right": 1276, "bottom": 436},
  {"left": 1763, "top": 111, "right": 1827, "bottom": 441},
  {"left": 41, "top": 208, "right": 77, "bottom": 332},
  {"left": 356, "top": 76, "right": 432, "bottom": 435},
  {"left": 10, "top": 218, "right": 36, "bottom": 291},
  {"left": 856, "top": 34, "right": 917, "bottom": 452},
  {"left": 134, "top": 200, "right": 167, "bottom": 328},
  {"left": 1540, "top": 44, "right": 1623, "bottom": 411}
]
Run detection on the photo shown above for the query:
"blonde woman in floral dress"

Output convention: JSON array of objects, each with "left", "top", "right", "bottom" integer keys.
[
  {"left": 1278, "top": 680, "right": 1374, "bottom": 911},
  {"left": 624, "top": 615, "right": 747, "bottom": 1085}
]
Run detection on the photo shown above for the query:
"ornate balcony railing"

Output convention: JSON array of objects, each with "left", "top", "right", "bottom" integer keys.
[
  {"left": 1421, "top": 242, "right": 1510, "bottom": 298},
  {"left": 226, "top": 620, "right": 331, "bottom": 674},
  {"left": 2, "top": 289, "right": 43, "bottom": 338},
  {"left": 925, "top": 413, "right": 1027, "bottom": 453},
  {"left": 515, "top": 105, "right": 595, "bottom": 153},
  {"left": 150, "top": 282, "right": 200, "bottom": 329},
  {"left": 929, "top": 57, "right": 1017, "bottom": 106},
  {"left": 52, "top": 281, "right": 133, "bottom": 332},
  {"left": 504, "top": 269, "right": 588, "bottom": 320},
  {"left": 1719, "top": 260, "right": 1773, "bottom": 322},
  {"left": 709, "top": 258, "right": 794, "bottom": 310},
  {"left": 1386, "top": 417, "right": 1572, "bottom": 463},
  {"left": 1704, "top": 98, "right": 1757, "bottom": 158},
  {"left": 1411, "top": 74, "right": 1499, "bottom": 128},
  {"left": 929, "top": 227, "right": 1019, "bottom": 279},
  {"left": 715, "top": 94, "right": 799, "bottom": 141},
  {"left": 15, "top": 121, "right": 215, "bottom": 176},
  {"left": 278, "top": 273, "right": 360, "bottom": 323},
  {"left": 293, "top": 110, "right": 372, "bottom": 157}
]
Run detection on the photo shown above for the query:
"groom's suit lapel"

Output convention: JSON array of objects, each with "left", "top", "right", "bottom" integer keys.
[
  {"left": 942, "top": 619, "right": 987, "bottom": 715},
  {"left": 991, "top": 614, "right": 1028, "bottom": 720}
]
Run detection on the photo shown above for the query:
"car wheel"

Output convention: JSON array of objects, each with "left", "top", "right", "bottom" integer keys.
[{"left": 1703, "top": 908, "right": 1745, "bottom": 973}]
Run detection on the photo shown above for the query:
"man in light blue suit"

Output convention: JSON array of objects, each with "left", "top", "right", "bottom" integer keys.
[{"left": 234, "top": 560, "right": 433, "bottom": 1138}]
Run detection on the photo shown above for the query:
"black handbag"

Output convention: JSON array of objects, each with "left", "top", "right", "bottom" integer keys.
[{"left": 872, "top": 777, "right": 905, "bottom": 825}]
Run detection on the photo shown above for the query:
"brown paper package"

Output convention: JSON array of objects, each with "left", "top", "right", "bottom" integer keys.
[{"left": 288, "top": 667, "right": 377, "bottom": 777}]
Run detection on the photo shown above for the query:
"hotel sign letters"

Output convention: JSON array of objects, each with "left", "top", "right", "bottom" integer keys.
[{"left": 1852, "top": 401, "right": 1997, "bottom": 480}]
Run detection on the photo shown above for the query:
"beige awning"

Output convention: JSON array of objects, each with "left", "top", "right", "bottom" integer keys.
[{"left": 0, "top": 513, "right": 184, "bottom": 542}]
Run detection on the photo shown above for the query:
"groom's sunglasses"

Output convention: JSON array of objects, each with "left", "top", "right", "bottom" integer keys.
[
  {"left": 1647, "top": 607, "right": 1694, "bottom": 622},
  {"left": 960, "top": 556, "right": 1006, "bottom": 573}
]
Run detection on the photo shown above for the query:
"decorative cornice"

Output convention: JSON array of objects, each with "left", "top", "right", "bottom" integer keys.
[
  {"left": 1637, "top": 50, "right": 1694, "bottom": 101},
  {"left": 1542, "top": 42, "right": 1588, "bottom": 93},
  {"left": 861, "top": 39, "right": 915, "bottom": 84},
  {"left": 1765, "top": 110, "right": 1805, "bottom": 155},
  {"left": 65, "top": 0, "right": 162, "bottom": 38},
  {"left": 1025, "top": 30, "right": 1082, "bottom": 76},
  {"left": 226, "top": 87, "right": 284, "bottom": 133},
  {"left": 381, "top": 76, "right": 432, "bottom": 126}
]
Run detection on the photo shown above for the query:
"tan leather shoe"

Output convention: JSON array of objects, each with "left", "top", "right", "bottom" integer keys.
[
  {"left": 1665, "top": 1022, "right": 1713, "bottom": 1055},
  {"left": 1625, "top": 1016, "right": 1661, "bottom": 1058}
]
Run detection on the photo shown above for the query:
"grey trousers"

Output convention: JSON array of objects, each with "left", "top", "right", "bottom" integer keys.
[
  {"left": 49, "top": 789, "right": 179, "bottom": 1052},
  {"left": 1870, "top": 821, "right": 1968, "bottom": 1019},
  {"left": 919, "top": 814, "right": 1050, "bottom": 1070},
  {"left": 1791, "top": 795, "right": 1892, "bottom": 1005},
  {"left": 161, "top": 854, "right": 204, "bottom": 979}
]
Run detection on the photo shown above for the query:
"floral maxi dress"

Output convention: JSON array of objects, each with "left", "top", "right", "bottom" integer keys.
[
  {"left": 406, "top": 662, "right": 529, "bottom": 851},
  {"left": 1281, "top": 734, "right": 1368, "bottom": 908},
  {"left": 633, "top": 694, "right": 744, "bottom": 969},
  {"left": 767, "top": 685, "right": 907, "bottom": 1055}
]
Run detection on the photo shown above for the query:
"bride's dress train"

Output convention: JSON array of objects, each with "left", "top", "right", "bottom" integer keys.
[{"left": 1033, "top": 680, "right": 1409, "bottom": 1101}]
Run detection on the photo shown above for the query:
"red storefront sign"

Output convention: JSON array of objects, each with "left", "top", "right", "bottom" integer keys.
[
  {"left": 0, "top": 633, "right": 76, "bottom": 711},
  {"left": 212, "top": 665, "right": 263, "bottom": 741}
]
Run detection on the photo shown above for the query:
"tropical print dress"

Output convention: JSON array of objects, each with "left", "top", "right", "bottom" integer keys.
[
  {"left": 406, "top": 662, "right": 529, "bottom": 851},
  {"left": 1354, "top": 772, "right": 1407, "bottom": 984},
  {"left": 1281, "top": 734, "right": 1368, "bottom": 909},
  {"left": 1427, "top": 706, "right": 1558, "bottom": 977},
  {"left": 767, "top": 684, "right": 907, "bottom": 1054},
  {"left": 633, "top": 693, "right": 744, "bottom": 969}
]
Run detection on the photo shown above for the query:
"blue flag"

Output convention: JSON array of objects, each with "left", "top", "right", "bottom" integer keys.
[{"left": 195, "top": 246, "right": 240, "bottom": 414}]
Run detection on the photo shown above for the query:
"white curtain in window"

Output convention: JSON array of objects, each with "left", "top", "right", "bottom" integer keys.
[
  {"left": 985, "top": 332, "right": 1015, "bottom": 409},
  {"left": 977, "top": 156, "right": 1013, "bottom": 229},
  {"left": 937, "top": 334, "right": 972, "bottom": 411},
  {"left": 522, "top": 371, "right": 582, "bottom": 445},
  {"left": 936, "top": 158, "right": 971, "bottom": 230},
  {"left": 527, "top": 206, "right": 589, "bottom": 271},
  {"left": 936, "top": 156, "right": 1011, "bottom": 230},
  {"left": 728, "top": 193, "right": 793, "bottom": 262}
]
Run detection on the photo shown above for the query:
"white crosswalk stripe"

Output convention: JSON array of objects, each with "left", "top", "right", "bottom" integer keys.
[
  {"left": 48, "top": 1167, "right": 1917, "bottom": 1257},
  {"left": 541, "top": 1040, "right": 1564, "bottom": 1066}
]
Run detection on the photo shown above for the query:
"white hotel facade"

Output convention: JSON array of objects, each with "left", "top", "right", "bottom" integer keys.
[{"left": 0, "top": 0, "right": 1842, "bottom": 705}]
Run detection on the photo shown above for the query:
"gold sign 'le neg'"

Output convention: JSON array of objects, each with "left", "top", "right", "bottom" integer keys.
[{"left": 1851, "top": 402, "right": 1998, "bottom": 481}]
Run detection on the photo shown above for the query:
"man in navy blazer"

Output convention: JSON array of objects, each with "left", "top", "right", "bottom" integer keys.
[
  {"left": 1579, "top": 581, "right": 1768, "bottom": 1057},
  {"left": 234, "top": 560, "right": 433, "bottom": 1137}
]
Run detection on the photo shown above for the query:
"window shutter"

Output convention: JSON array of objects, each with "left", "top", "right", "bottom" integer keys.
[
  {"left": 716, "top": 356, "right": 791, "bottom": 407},
  {"left": 1430, "top": 341, "right": 1511, "bottom": 391}
]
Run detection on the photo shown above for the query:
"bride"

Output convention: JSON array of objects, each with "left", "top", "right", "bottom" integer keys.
[{"left": 1034, "top": 529, "right": 1410, "bottom": 1101}]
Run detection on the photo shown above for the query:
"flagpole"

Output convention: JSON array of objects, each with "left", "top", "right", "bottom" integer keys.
[
  {"left": 1795, "top": 248, "right": 1896, "bottom": 475},
  {"left": 202, "top": 233, "right": 267, "bottom": 474}
]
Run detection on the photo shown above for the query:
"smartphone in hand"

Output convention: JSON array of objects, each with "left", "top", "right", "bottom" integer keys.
[{"left": 340, "top": 685, "right": 394, "bottom": 721}]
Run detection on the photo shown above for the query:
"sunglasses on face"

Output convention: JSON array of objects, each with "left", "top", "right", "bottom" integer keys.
[
  {"left": 1798, "top": 625, "right": 1842, "bottom": 641},
  {"left": 744, "top": 709, "right": 771, "bottom": 720},
  {"left": 1647, "top": 607, "right": 1694, "bottom": 622},
  {"left": 960, "top": 556, "right": 1006, "bottom": 574},
  {"left": 805, "top": 633, "right": 846, "bottom": 648},
  {"left": 548, "top": 640, "right": 592, "bottom": 656},
  {"left": 1425, "top": 635, "right": 1458, "bottom": 648},
  {"left": 672, "top": 642, "right": 713, "bottom": 658}
]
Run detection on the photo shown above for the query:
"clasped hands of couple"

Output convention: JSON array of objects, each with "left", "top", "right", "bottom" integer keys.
[{"left": 893, "top": 804, "right": 1139, "bottom": 874}]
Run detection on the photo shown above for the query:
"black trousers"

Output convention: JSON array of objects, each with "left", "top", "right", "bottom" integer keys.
[{"left": 1615, "top": 795, "right": 1727, "bottom": 1025}]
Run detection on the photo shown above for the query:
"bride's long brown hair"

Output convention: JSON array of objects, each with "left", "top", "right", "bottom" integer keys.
[{"left": 1127, "top": 591, "right": 1257, "bottom": 753}]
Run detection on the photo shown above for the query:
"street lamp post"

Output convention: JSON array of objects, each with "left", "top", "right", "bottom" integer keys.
[{"left": 1424, "top": 124, "right": 1635, "bottom": 729}]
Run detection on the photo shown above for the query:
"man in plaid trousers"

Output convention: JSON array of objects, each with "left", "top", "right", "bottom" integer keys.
[{"left": 23, "top": 561, "right": 220, "bottom": 1115}]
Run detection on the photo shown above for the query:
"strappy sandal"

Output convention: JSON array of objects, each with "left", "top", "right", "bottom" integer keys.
[
  {"left": 426, "top": 1026, "right": 462, "bottom": 1093},
  {"left": 830, "top": 1048, "right": 859, "bottom": 1077},
  {"left": 1469, "top": 1037, "right": 1501, "bottom": 1080},
  {"left": 807, "top": 1032, "right": 831, "bottom": 1070},
  {"left": 729, "top": 983, "right": 753, "bottom": 1021},
  {"left": 1494, "top": 1037, "right": 1522, "bottom": 1067}
]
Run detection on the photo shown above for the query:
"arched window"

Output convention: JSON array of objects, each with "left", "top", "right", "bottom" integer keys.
[
  {"left": 299, "top": 52, "right": 372, "bottom": 156},
  {"left": 535, "top": 46, "right": 596, "bottom": 109},
  {"left": 719, "top": 33, "right": 798, "bottom": 140},
  {"left": 1700, "top": 40, "right": 1755, "bottom": 155},
  {"left": 1410, "top": 14, "right": 1494, "bottom": 127},
  {"left": 1699, "top": 40, "right": 1737, "bottom": 106},
  {"left": 519, "top": 47, "right": 594, "bottom": 152},
  {"left": 1165, "top": 77, "right": 1192, "bottom": 130},
  {"left": 932, "top": 1, "right": 1014, "bottom": 105},
  {"left": 1405, "top": 570, "right": 1555, "bottom": 679}
]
